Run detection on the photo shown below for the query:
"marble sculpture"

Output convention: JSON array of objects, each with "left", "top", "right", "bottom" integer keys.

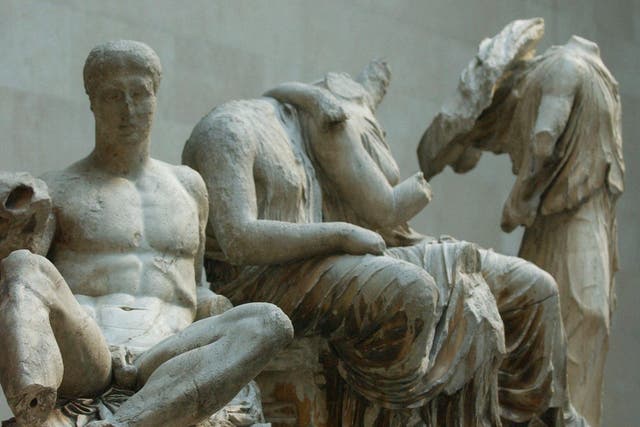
[
  {"left": 183, "top": 55, "right": 586, "bottom": 426},
  {"left": 419, "top": 18, "right": 623, "bottom": 427},
  {"left": 0, "top": 16, "right": 615, "bottom": 427},
  {"left": 0, "top": 41, "right": 292, "bottom": 427}
]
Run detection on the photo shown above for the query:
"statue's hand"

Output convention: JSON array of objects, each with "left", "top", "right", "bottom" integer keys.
[
  {"left": 340, "top": 225, "right": 386, "bottom": 255},
  {"left": 501, "top": 195, "right": 537, "bottom": 232},
  {"left": 110, "top": 346, "right": 138, "bottom": 390},
  {"left": 312, "top": 90, "right": 348, "bottom": 131},
  {"left": 196, "top": 287, "right": 233, "bottom": 319}
]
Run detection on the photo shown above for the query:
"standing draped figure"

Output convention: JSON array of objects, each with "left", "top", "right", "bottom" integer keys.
[{"left": 419, "top": 19, "right": 624, "bottom": 427}]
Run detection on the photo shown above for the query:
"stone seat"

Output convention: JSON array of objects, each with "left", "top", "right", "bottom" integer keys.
[{"left": 255, "top": 337, "right": 337, "bottom": 427}]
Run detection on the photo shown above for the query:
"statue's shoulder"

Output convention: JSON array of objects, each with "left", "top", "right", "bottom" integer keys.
[
  {"left": 536, "top": 45, "right": 588, "bottom": 89},
  {"left": 39, "top": 158, "right": 92, "bottom": 200},
  {"left": 186, "top": 98, "right": 280, "bottom": 152},
  {"left": 150, "top": 159, "right": 207, "bottom": 205}
]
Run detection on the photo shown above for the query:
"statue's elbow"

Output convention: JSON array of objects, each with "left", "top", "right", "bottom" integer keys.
[
  {"left": 364, "top": 206, "right": 397, "bottom": 229},
  {"left": 222, "top": 236, "right": 256, "bottom": 266}
]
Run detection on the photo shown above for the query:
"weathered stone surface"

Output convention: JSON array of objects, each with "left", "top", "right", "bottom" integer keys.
[
  {"left": 0, "top": 172, "right": 54, "bottom": 260},
  {"left": 255, "top": 338, "right": 331, "bottom": 427},
  {"left": 417, "top": 17, "right": 545, "bottom": 180},
  {"left": 0, "top": 40, "right": 292, "bottom": 427},
  {"left": 184, "top": 59, "right": 586, "bottom": 426},
  {"left": 419, "top": 18, "right": 623, "bottom": 427}
]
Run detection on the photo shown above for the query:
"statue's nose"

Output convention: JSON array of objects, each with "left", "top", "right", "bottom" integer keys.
[
  {"left": 119, "top": 95, "right": 137, "bottom": 122},
  {"left": 124, "top": 94, "right": 135, "bottom": 114}
]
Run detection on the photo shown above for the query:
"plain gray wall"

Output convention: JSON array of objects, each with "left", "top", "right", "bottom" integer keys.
[{"left": 0, "top": 0, "right": 637, "bottom": 424}]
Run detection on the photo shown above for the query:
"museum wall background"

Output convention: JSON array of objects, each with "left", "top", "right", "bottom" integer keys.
[{"left": 0, "top": 0, "right": 637, "bottom": 424}]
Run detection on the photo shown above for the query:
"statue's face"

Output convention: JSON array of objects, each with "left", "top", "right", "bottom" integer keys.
[{"left": 91, "top": 71, "right": 157, "bottom": 145}]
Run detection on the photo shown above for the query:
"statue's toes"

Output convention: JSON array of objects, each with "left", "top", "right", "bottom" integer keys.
[{"left": 85, "top": 420, "right": 124, "bottom": 427}]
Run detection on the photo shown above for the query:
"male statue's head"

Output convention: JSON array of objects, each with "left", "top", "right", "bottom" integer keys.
[{"left": 83, "top": 40, "right": 162, "bottom": 149}]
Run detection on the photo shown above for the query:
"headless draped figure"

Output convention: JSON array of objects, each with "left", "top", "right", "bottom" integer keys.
[
  {"left": 419, "top": 23, "right": 623, "bottom": 426},
  {"left": 184, "top": 60, "right": 587, "bottom": 426}
]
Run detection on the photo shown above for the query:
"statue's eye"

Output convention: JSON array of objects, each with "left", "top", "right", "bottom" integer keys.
[
  {"left": 132, "top": 86, "right": 150, "bottom": 98},
  {"left": 103, "top": 90, "right": 121, "bottom": 102}
]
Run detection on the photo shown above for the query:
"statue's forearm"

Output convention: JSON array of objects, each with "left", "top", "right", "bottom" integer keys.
[
  {"left": 264, "top": 82, "right": 347, "bottom": 130},
  {"left": 220, "top": 220, "right": 351, "bottom": 265},
  {"left": 519, "top": 93, "right": 574, "bottom": 198},
  {"left": 502, "top": 93, "right": 574, "bottom": 231},
  {"left": 263, "top": 82, "right": 323, "bottom": 112},
  {"left": 215, "top": 217, "right": 385, "bottom": 265},
  {"left": 195, "top": 287, "right": 232, "bottom": 319}
]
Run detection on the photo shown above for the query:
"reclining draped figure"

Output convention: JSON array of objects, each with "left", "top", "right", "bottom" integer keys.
[
  {"left": 0, "top": 41, "right": 293, "bottom": 427},
  {"left": 183, "top": 33, "right": 588, "bottom": 427}
]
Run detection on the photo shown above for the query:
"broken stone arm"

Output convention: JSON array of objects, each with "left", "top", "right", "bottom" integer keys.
[
  {"left": 266, "top": 82, "right": 431, "bottom": 229},
  {"left": 501, "top": 73, "right": 577, "bottom": 231},
  {"left": 186, "top": 170, "right": 234, "bottom": 319}
]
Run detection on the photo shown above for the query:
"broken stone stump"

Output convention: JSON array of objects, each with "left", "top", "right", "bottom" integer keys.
[{"left": 256, "top": 337, "right": 342, "bottom": 427}]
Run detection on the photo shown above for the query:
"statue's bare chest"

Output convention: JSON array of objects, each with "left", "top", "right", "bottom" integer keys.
[{"left": 53, "top": 174, "right": 199, "bottom": 255}]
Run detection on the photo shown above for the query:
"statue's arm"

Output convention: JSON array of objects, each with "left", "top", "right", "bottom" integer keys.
[
  {"left": 194, "top": 173, "right": 209, "bottom": 288},
  {"left": 264, "top": 82, "right": 348, "bottom": 130},
  {"left": 501, "top": 62, "right": 578, "bottom": 231},
  {"left": 175, "top": 166, "right": 234, "bottom": 318},
  {"left": 316, "top": 126, "right": 432, "bottom": 229},
  {"left": 191, "top": 137, "right": 385, "bottom": 266},
  {"left": 195, "top": 286, "right": 233, "bottom": 319},
  {"left": 266, "top": 83, "right": 430, "bottom": 228}
]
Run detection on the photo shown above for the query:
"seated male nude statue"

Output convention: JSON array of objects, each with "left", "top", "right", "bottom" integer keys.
[
  {"left": 183, "top": 60, "right": 587, "bottom": 426},
  {"left": 0, "top": 40, "right": 293, "bottom": 427}
]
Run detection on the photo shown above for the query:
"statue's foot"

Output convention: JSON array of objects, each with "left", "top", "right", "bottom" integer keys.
[
  {"left": 10, "top": 384, "right": 57, "bottom": 426},
  {"left": 85, "top": 421, "right": 125, "bottom": 427},
  {"left": 563, "top": 404, "right": 591, "bottom": 427}
]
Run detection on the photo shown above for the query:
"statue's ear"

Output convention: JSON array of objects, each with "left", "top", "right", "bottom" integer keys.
[{"left": 356, "top": 59, "right": 391, "bottom": 111}]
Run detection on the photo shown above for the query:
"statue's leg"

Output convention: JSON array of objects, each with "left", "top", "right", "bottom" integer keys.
[
  {"left": 313, "top": 254, "right": 442, "bottom": 406},
  {"left": 478, "top": 249, "right": 569, "bottom": 424},
  {"left": 217, "top": 250, "right": 511, "bottom": 425},
  {"left": 519, "top": 195, "right": 613, "bottom": 427},
  {"left": 386, "top": 241, "right": 508, "bottom": 426},
  {"left": 106, "top": 302, "right": 292, "bottom": 427},
  {"left": 241, "top": 254, "right": 454, "bottom": 410},
  {"left": 0, "top": 250, "right": 112, "bottom": 425}
]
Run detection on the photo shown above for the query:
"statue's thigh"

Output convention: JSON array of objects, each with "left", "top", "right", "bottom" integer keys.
[
  {"left": 135, "top": 302, "right": 292, "bottom": 385},
  {"left": 478, "top": 248, "right": 558, "bottom": 312},
  {"left": 292, "top": 253, "right": 439, "bottom": 338},
  {"left": 0, "top": 250, "right": 111, "bottom": 397}
]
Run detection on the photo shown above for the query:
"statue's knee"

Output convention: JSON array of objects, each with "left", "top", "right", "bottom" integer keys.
[
  {"left": 1, "top": 249, "right": 39, "bottom": 272},
  {"left": 258, "top": 303, "right": 294, "bottom": 346},
  {"left": 531, "top": 266, "right": 559, "bottom": 302},
  {"left": 390, "top": 263, "right": 440, "bottom": 318},
  {"left": 232, "top": 302, "right": 294, "bottom": 349},
  {"left": 1, "top": 250, "right": 62, "bottom": 294}
]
